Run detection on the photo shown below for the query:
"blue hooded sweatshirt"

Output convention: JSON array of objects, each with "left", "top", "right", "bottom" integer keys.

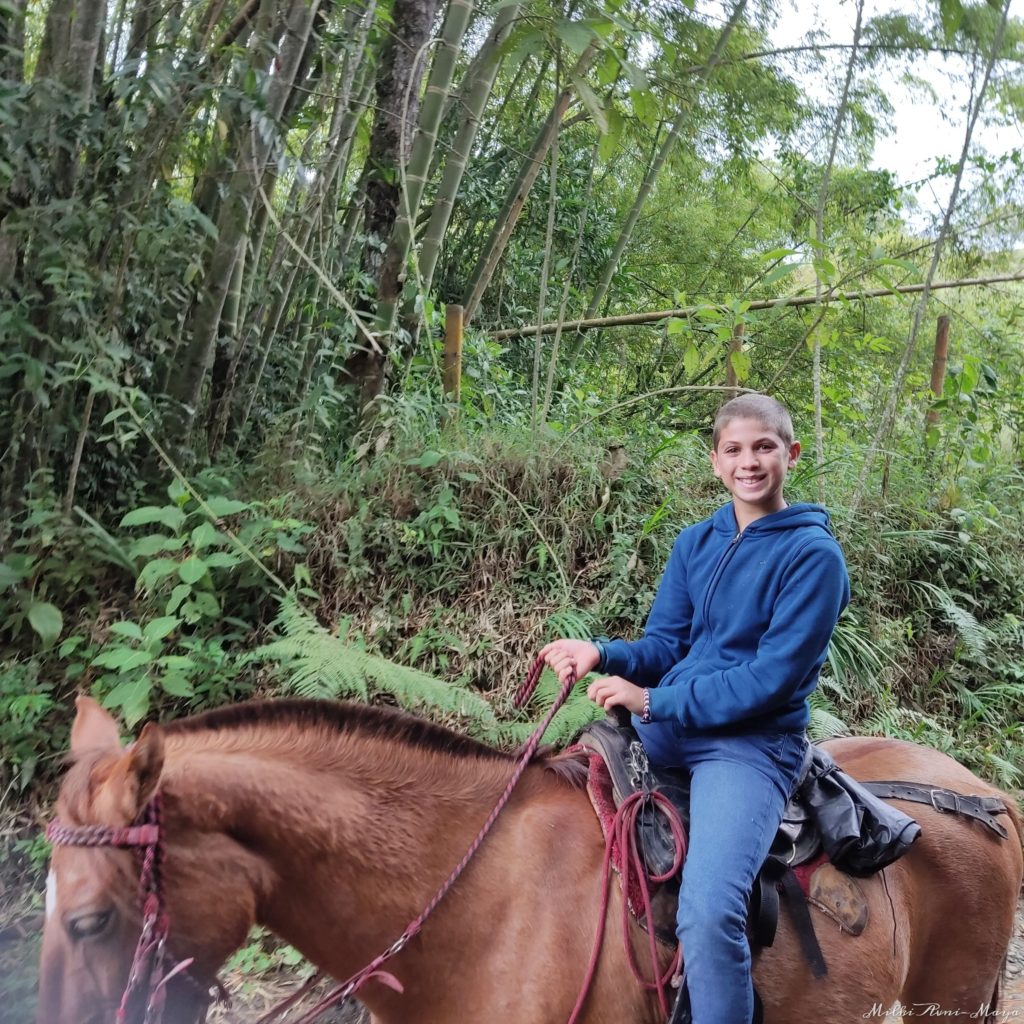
[{"left": 598, "top": 502, "right": 850, "bottom": 735}]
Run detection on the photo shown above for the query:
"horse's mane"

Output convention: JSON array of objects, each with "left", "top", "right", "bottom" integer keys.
[{"left": 161, "top": 698, "right": 513, "bottom": 763}]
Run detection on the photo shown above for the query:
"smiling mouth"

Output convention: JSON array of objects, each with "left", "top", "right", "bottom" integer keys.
[{"left": 736, "top": 476, "right": 765, "bottom": 486}]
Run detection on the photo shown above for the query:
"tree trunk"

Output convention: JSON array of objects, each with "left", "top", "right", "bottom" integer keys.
[
  {"left": 532, "top": 89, "right": 560, "bottom": 429},
  {"left": 206, "top": 237, "right": 247, "bottom": 456},
  {"left": 36, "top": 0, "right": 108, "bottom": 195},
  {"left": 851, "top": 0, "right": 1012, "bottom": 511},
  {"left": 924, "top": 314, "right": 951, "bottom": 437},
  {"left": 0, "top": 0, "right": 27, "bottom": 81},
  {"left": 125, "top": 0, "right": 160, "bottom": 69},
  {"left": 725, "top": 322, "right": 744, "bottom": 398},
  {"left": 231, "top": 12, "right": 376, "bottom": 443},
  {"left": 811, "top": 0, "right": 864, "bottom": 500},
  {"left": 539, "top": 140, "right": 596, "bottom": 424},
  {"left": 343, "top": 0, "right": 441, "bottom": 415},
  {"left": 166, "top": 0, "right": 323, "bottom": 456},
  {"left": 374, "top": 0, "right": 476, "bottom": 338}
]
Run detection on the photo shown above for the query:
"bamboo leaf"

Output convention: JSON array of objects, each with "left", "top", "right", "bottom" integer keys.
[
  {"left": 28, "top": 602, "right": 63, "bottom": 646},
  {"left": 571, "top": 75, "right": 608, "bottom": 134},
  {"left": 121, "top": 505, "right": 186, "bottom": 532},
  {"left": 555, "top": 20, "right": 594, "bottom": 56}
]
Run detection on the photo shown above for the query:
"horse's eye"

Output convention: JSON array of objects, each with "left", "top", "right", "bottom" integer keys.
[{"left": 68, "top": 909, "right": 113, "bottom": 940}]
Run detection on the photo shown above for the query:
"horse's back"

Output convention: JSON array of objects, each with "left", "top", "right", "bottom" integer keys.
[
  {"left": 824, "top": 733, "right": 1023, "bottom": 891},
  {"left": 825, "top": 734, "right": 1019, "bottom": 800},
  {"left": 817, "top": 735, "right": 1023, "bottom": 1009}
]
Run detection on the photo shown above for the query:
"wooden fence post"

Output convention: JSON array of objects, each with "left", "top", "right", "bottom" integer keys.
[
  {"left": 444, "top": 304, "right": 464, "bottom": 404},
  {"left": 925, "top": 314, "right": 950, "bottom": 434}
]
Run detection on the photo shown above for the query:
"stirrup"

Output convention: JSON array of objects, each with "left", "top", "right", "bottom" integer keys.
[
  {"left": 666, "top": 984, "right": 691, "bottom": 1024},
  {"left": 665, "top": 982, "right": 763, "bottom": 1024}
]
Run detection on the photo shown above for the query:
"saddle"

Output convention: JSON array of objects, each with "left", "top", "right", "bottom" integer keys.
[{"left": 577, "top": 710, "right": 1012, "bottom": 971}]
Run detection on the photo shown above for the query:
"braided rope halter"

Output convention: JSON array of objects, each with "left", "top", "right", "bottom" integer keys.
[{"left": 46, "top": 794, "right": 211, "bottom": 1024}]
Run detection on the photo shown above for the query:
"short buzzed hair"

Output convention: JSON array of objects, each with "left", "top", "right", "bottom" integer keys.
[{"left": 712, "top": 394, "right": 794, "bottom": 449}]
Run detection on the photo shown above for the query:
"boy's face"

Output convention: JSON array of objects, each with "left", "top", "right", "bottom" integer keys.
[{"left": 710, "top": 416, "right": 800, "bottom": 518}]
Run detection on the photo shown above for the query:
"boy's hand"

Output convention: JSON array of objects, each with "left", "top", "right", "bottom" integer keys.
[
  {"left": 587, "top": 676, "right": 645, "bottom": 716},
  {"left": 540, "top": 638, "right": 601, "bottom": 686}
]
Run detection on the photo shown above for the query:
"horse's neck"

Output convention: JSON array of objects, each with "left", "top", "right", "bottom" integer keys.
[{"left": 162, "top": 728, "right": 522, "bottom": 973}]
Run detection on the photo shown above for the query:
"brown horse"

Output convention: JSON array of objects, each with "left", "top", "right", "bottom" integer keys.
[{"left": 39, "top": 696, "right": 1023, "bottom": 1024}]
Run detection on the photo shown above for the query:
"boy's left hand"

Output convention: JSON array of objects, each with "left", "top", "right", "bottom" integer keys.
[{"left": 587, "top": 675, "right": 645, "bottom": 716}]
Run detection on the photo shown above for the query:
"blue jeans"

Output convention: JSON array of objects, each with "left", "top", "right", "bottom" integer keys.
[{"left": 636, "top": 721, "right": 807, "bottom": 1024}]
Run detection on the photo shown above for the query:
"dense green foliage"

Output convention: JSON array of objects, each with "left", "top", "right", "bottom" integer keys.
[{"left": 1, "top": 0, "right": 1024, "bottom": 1011}]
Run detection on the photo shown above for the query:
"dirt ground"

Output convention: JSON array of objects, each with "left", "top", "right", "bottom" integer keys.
[{"left": 1001, "top": 899, "right": 1024, "bottom": 1014}]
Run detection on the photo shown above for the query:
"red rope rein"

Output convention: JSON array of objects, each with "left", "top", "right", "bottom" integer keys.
[
  {"left": 47, "top": 657, "right": 685, "bottom": 1024},
  {"left": 256, "top": 654, "right": 577, "bottom": 1024},
  {"left": 566, "top": 781, "right": 685, "bottom": 1022}
]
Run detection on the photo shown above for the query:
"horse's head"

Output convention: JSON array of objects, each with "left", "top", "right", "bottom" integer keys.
[{"left": 38, "top": 698, "right": 216, "bottom": 1024}]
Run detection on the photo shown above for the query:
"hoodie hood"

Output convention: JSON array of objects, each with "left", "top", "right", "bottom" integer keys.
[{"left": 711, "top": 501, "right": 834, "bottom": 536}]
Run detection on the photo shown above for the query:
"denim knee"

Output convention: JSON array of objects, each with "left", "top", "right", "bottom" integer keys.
[{"left": 677, "top": 881, "right": 747, "bottom": 946}]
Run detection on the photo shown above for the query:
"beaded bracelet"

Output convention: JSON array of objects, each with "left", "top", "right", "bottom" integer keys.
[{"left": 641, "top": 687, "right": 652, "bottom": 724}]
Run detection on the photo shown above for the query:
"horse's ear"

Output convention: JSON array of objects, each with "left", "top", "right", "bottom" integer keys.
[
  {"left": 70, "top": 695, "right": 123, "bottom": 755},
  {"left": 93, "top": 722, "right": 165, "bottom": 822},
  {"left": 127, "top": 723, "right": 165, "bottom": 809}
]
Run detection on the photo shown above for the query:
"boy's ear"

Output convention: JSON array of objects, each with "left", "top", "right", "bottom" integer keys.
[
  {"left": 709, "top": 447, "right": 722, "bottom": 478},
  {"left": 787, "top": 440, "right": 801, "bottom": 468}
]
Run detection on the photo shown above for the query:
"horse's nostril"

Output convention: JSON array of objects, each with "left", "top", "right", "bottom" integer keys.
[{"left": 67, "top": 909, "right": 113, "bottom": 940}]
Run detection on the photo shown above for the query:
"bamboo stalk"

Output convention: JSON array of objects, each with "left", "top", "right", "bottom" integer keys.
[
  {"left": 374, "top": 0, "right": 477, "bottom": 336},
  {"left": 812, "top": 0, "right": 864, "bottom": 501},
  {"left": 489, "top": 272, "right": 1024, "bottom": 341},
  {"left": 417, "top": 2, "right": 520, "bottom": 297},
  {"left": 462, "top": 40, "right": 599, "bottom": 325},
  {"left": 725, "top": 322, "right": 744, "bottom": 398},
  {"left": 851, "top": 0, "right": 1013, "bottom": 512},
  {"left": 583, "top": 0, "right": 748, "bottom": 320}
]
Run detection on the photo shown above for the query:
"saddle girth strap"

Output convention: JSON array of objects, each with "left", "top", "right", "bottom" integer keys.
[
  {"left": 863, "top": 782, "right": 1010, "bottom": 839},
  {"left": 771, "top": 858, "right": 828, "bottom": 980},
  {"left": 748, "top": 864, "right": 780, "bottom": 949}
]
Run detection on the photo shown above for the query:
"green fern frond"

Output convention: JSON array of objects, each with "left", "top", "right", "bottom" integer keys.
[
  {"left": 862, "top": 700, "right": 956, "bottom": 753},
  {"left": 808, "top": 690, "right": 851, "bottom": 740},
  {"left": 511, "top": 664, "right": 603, "bottom": 745},
  {"left": 826, "top": 614, "right": 885, "bottom": 700},
  {"left": 543, "top": 610, "right": 595, "bottom": 641},
  {"left": 246, "top": 599, "right": 500, "bottom": 737},
  {"left": 979, "top": 751, "right": 1023, "bottom": 789},
  {"left": 904, "top": 580, "right": 993, "bottom": 663}
]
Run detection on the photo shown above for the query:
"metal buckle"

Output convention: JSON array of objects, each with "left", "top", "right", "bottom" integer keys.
[{"left": 930, "top": 789, "right": 959, "bottom": 814}]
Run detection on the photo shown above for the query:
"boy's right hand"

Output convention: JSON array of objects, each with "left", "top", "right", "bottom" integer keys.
[{"left": 540, "top": 638, "right": 601, "bottom": 686}]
